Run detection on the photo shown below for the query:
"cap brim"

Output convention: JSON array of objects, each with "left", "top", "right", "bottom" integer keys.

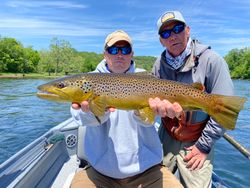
[{"left": 159, "top": 20, "right": 185, "bottom": 33}]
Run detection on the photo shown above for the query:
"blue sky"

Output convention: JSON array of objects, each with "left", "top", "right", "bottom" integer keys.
[{"left": 0, "top": 0, "right": 249, "bottom": 56}]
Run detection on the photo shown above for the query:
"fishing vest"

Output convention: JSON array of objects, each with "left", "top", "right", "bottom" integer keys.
[
  {"left": 162, "top": 111, "right": 209, "bottom": 142},
  {"left": 161, "top": 65, "right": 210, "bottom": 141},
  {"left": 160, "top": 40, "right": 210, "bottom": 142}
]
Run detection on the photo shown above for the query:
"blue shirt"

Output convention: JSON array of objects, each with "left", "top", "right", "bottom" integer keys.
[{"left": 71, "top": 60, "right": 162, "bottom": 178}]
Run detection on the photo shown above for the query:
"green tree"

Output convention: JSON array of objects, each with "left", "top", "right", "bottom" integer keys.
[
  {"left": 134, "top": 56, "right": 156, "bottom": 71},
  {"left": 79, "top": 52, "right": 102, "bottom": 72},
  {"left": 0, "top": 37, "right": 24, "bottom": 72},
  {"left": 49, "top": 37, "right": 75, "bottom": 75},
  {"left": 225, "top": 47, "right": 250, "bottom": 79},
  {"left": 22, "top": 47, "right": 40, "bottom": 73},
  {"left": 0, "top": 37, "right": 39, "bottom": 73},
  {"left": 67, "top": 55, "right": 85, "bottom": 73},
  {"left": 38, "top": 50, "right": 54, "bottom": 75}
]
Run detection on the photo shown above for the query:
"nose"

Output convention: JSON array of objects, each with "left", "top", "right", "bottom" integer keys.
[
  {"left": 117, "top": 50, "right": 123, "bottom": 57},
  {"left": 168, "top": 31, "right": 177, "bottom": 40}
]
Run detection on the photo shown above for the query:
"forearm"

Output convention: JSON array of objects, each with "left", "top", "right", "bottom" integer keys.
[
  {"left": 195, "top": 118, "right": 226, "bottom": 153},
  {"left": 70, "top": 107, "right": 110, "bottom": 126}
]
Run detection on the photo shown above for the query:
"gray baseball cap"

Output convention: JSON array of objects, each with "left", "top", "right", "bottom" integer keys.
[{"left": 157, "top": 11, "right": 186, "bottom": 33}]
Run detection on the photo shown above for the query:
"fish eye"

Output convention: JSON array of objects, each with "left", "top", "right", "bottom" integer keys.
[{"left": 57, "top": 82, "right": 65, "bottom": 89}]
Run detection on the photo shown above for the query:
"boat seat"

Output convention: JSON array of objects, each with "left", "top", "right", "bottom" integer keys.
[{"left": 77, "top": 125, "right": 89, "bottom": 168}]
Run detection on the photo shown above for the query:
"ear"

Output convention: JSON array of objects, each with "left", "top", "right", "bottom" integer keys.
[
  {"left": 159, "top": 37, "right": 165, "bottom": 47},
  {"left": 185, "top": 26, "right": 190, "bottom": 37},
  {"left": 131, "top": 50, "right": 134, "bottom": 57},
  {"left": 104, "top": 51, "right": 108, "bottom": 59}
]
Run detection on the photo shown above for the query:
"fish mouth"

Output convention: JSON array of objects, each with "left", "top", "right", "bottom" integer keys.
[
  {"left": 36, "top": 90, "right": 64, "bottom": 102},
  {"left": 36, "top": 86, "right": 69, "bottom": 102},
  {"left": 37, "top": 90, "right": 60, "bottom": 98}
]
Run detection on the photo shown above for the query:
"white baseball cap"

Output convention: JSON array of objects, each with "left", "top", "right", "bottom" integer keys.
[{"left": 157, "top": 11, "right": 186, "bottom": 33}]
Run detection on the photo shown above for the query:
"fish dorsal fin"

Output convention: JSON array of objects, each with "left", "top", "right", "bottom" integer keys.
[
  {"left": 89, "top": 95, "right": 107, "bottom": 117},
  {"left": 138, "top": 107, "right": 155, "bottom": 125},
  {"left": 191, "top": 82, "right": 205, "bottom": 91}
]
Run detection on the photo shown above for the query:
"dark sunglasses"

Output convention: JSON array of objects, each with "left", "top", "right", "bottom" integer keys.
[
  {"left": 160, "top": 24, "right": 185, "bottom": 39},
  {"left": 106, "top": 46, "right": 132, "bottom": 55}
]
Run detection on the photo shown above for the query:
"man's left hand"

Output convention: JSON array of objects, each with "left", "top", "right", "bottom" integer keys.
[
  {"left": 183, "top": 145, "right": 208, "bottom": 171},
  {"left": 148, "top": 97, "right": 183, "bottom": 119}
]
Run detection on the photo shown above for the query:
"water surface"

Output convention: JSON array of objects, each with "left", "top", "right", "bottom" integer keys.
[{"left": 0, "top": 78, "right": 249, "bottom": 187}]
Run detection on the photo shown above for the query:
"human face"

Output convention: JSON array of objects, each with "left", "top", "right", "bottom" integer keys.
[
  {"left": 104, "top": 41, "right": 133, "bottom": 73},
  {"left": 159, "top": 21, "right": 190, "bottom": 57}
]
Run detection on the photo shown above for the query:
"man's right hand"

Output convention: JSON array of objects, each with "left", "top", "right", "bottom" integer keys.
[{"left": 72, "top": 101, "right": 90, "bottom": 112}]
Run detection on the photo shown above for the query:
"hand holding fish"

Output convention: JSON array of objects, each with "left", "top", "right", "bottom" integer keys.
[
  {"left": 148, "top": 97, "right": 183, "bottom": 119},
  {"left": 72, "top": 101, "right": 89, "bottom": 111}
]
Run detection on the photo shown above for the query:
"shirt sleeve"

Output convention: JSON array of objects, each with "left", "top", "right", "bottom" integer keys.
[
  {"left": 195, "top": 51, "right": 233, "bottom": 153},
  {"left": 196, "top": 118, "right": 226, "bottom": 153},
  {"left": 70, "top": 107, "right": 110, "bottom": 127}
]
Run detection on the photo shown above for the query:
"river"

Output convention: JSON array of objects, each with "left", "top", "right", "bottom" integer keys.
[{"left": 0, "top": 78, "right": 249, "bottom": 187}]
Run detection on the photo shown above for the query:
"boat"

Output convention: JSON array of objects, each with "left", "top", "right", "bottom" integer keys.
[{"left": 0, "top": 118, "right": 229, "bottom": 188}]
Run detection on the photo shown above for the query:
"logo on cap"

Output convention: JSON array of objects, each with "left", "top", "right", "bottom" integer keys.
[{"left": 161, "top": 12, "right": 175, "bottom": 23}]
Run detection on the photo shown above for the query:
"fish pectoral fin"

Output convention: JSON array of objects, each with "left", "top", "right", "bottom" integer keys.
[
  {"left": 138, "top": 107, "right": 155, "bottom": 125},
  {"left": 89, "top": 96, "right": 107, "bottom": 117}
]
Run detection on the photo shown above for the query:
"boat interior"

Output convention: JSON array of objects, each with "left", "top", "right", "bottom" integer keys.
[
  {"left": 0, "top": 118, "right": 227, "bottom": 188},
  {"left": 0, "top": 118, "right": 82, "bottom": 188}
]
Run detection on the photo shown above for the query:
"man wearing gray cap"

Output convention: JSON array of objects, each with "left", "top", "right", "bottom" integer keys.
[
  {"left": 70, "top": 30, "right": 183, "bottom": 188},
  {"left": 151, "top": 11, "right": 234, "bottom": 187}
]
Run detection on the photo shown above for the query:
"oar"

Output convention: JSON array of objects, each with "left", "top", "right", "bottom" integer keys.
[{"left": 223, "top": 133, "right": 250, "bottom": 160}]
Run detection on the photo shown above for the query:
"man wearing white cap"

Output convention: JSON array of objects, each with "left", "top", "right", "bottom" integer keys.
[
  {"left": 150, "top": 11, "right": 234, "bottom": 187},
  {"left": 70, "top": 30, "right": 183, "bottom": 187}
]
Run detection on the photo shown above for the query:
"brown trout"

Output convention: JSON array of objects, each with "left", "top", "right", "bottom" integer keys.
[{"left": 37, "top": 73, "right": 247, "bottom": 130}]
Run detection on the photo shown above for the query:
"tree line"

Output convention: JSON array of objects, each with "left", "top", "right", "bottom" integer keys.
[
  {"left": 0, "top": 36, "right": 249, "bottom": 79},
  {"left": 224, "top": 47, "right": 250, "bottom": 79}
]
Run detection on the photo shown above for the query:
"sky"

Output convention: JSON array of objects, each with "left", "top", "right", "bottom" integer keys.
[{"left": 0, "top": 0, "right": 249, "bottom": 56}]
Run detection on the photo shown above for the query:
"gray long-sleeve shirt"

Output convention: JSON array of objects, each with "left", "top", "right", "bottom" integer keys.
[{"left": 152, "top": 39, "right": 234, "bottom": 153}]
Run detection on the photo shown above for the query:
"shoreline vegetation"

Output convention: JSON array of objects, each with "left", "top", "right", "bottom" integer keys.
[
  {"left": 0, "top": 37, "right": 249, "bottom": 79},
  {"left": 0, "top": 72, "right": 248, "bottom": 80},
  {"left": 0, "top": 73, "right": 65, "bottom": 79}
]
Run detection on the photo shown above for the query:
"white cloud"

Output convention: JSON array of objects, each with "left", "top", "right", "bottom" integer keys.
[
  {"left": 0, "top": 18, "right": 55, "bottom": 28},
  {"left": 209, "top": 37, "right": 250, "bottom": 46},
  {"left": 0, "top": 17, "right": 109, "bottom": 37},
  {"left": 6, "top": 0, "right": 87, "bottom": 9}
]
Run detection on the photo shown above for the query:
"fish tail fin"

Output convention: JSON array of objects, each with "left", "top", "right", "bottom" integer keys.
[{"left": 207, "top": 95, "right": 247, "bottom": 130}]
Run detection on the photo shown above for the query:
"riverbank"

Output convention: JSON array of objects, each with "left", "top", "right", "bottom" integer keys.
[
  {"left": 0, "top": 73, "right": 65, "bottom": 79},
  {"left": 1, "top": 72, "right": 249, "bottom": 80}
]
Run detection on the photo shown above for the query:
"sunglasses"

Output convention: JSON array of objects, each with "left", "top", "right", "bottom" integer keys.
[
  {"left": 106, "top": 46, "right": 132, "bottom": 55},
  {"left": 160, "top": 24, "right": 185, "bottom": 39}
]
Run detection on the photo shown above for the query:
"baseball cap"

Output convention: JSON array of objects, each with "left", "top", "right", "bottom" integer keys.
[
  {"left": 104, "top": 30, "right": 133, "bottom": 48},
  {"left": 157, "top": 11, "right": 186, "bottom": 33}
]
